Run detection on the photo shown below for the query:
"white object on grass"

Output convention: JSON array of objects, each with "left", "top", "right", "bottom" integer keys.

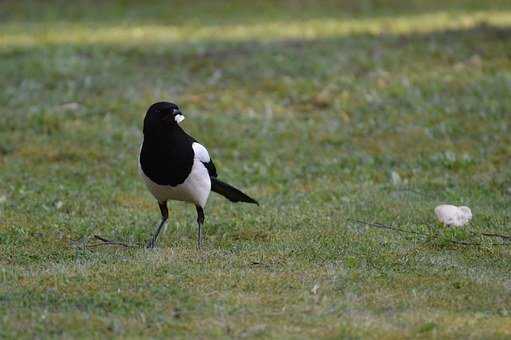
[{"left": 434, "top": 204, "right": 472, "bottom": 227}]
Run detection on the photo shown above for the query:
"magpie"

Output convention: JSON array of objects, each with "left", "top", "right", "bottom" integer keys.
[{"left": 139, "top": 101, "right": 258, "bottom": 249}]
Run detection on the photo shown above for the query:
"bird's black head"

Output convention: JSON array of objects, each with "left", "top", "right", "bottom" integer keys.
[{"left": 143, "top": 101, "right": 185, "bottom": 135}]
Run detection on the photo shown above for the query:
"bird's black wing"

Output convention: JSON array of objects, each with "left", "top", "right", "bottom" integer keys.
[{"left": 203, "top": 158, "right": 217, "bottom": 178}]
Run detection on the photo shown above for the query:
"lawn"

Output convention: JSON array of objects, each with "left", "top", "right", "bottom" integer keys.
[{"left": 1, "top": 0, "right": 511, "bottom": 338}]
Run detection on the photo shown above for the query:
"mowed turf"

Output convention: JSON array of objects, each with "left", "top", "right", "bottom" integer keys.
[{"left": 1, "top": 0, "right": 511, "bottom": 338}]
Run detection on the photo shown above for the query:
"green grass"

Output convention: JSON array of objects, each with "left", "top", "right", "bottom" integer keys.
[{"left": 1, "top": 0, "right": 511, "bottom": 338}]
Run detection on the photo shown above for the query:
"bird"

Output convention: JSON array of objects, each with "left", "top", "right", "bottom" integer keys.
[{"left": 139, "top": 101, "right": 258, "bottom": 249}]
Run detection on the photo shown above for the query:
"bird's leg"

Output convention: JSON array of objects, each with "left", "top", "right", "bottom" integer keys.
[
  {"left": 195, "top": 205, "right": 205, "bottom": 249},
  {"left": 146, "top": 201, "right": 169, "bottom": 249}
]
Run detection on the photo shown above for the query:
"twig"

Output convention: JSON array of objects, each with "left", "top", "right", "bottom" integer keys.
[
  {"left": 479, "top": 232, "right": 511, "bottom": 240},
  {"left": 90, "top": 235, "right": 136, "bottom": 248},
  {"left": 350, "top": 219, "right": 424, "bottom": 236},
  {"left": 348, "top": 219, "right": 510, "bottom": 246}
]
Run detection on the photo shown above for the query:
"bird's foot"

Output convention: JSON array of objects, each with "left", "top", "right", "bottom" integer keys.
[{"left": 146, "top": 237, "right": 157, "bottom": 249}]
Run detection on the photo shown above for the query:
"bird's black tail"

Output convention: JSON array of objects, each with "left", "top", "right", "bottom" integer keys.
[{"left": 211, "top": 178, "right": 259, "bottom": 205}]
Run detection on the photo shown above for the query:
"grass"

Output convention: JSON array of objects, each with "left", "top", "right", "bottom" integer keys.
[{"left": 1, "top": 0, "right": 511, "bottom": 338}]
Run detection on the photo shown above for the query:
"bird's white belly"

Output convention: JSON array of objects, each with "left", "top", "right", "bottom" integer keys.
[{"left": 139, "top": 159, "right": 211, "bottom": 208}]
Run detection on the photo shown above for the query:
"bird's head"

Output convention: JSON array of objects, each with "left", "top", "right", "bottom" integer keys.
[{"left": 143, "top": 101, "right": 185, "bottom": 135}]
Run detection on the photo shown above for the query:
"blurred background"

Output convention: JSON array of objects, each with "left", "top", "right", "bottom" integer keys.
[{"left": 1, "top": 0, "right": 511, "bottom": 337}]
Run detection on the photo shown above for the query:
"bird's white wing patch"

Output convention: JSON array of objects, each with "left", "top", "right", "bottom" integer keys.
[{"left": 192, "top": 142, "right": 210, "bottom": 162}]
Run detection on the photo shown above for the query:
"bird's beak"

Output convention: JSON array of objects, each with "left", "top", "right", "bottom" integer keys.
[{"left": 174, "top": 114, "right": 185, "bottom": 123}]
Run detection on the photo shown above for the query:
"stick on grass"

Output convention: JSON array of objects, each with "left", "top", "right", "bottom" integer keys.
[
  {"left": 89, "top": 235, "right": 137, "bottom": 248},
  {"left": 348, "top": 219, "right": 511, "bottom": 246}
]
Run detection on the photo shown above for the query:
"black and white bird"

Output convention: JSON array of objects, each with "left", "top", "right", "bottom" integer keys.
[{"left": 139, "top": 102, "right": 258, "bottom": 249}]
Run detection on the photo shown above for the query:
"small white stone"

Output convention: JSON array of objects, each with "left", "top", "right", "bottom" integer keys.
[
  {"left": 391, "top": 171, "right": 402, "bottom": 185},
  {"left": 434, "top": 204, "right": 472, "bottom": 227},
  {"left": 59, "top": 102, "right": 80, "bottom": 111}
]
